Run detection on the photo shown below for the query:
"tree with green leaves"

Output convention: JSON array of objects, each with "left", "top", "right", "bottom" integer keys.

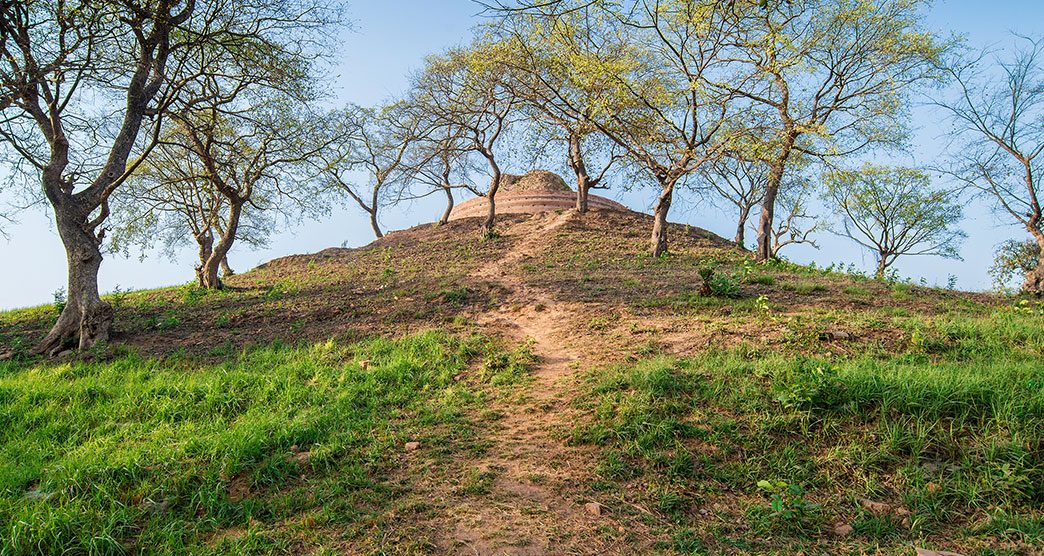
[
  {"left": 409, "top": 41, "right": 521, "bottom": 236},
  {"left": 0, "top": 0, "right": 341, "bottom": 352},
  {"left": 936, "top": 36, "right": 1044, "bottom": 294},
  {"left": 714, "top": 0, "right": 945, "bottom": 262},
  {"left": 824, "top": 165, "right": 964, "bottom": 279},
  {"left": 494, "top": 0, "right": 742, "bottom": 256}
]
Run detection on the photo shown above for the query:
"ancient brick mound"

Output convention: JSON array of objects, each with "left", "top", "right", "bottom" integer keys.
[{"left": 448, "top": 170, "right": 628, "bottom": 221}]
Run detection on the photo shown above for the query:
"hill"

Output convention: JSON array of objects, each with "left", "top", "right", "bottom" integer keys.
[{"left": 1, "top": 210, "right": 1041, "bottom": 555}]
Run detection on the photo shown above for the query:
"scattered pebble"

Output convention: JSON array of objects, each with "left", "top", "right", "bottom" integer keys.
[
  {"left": 833, "top": 523, "right": 854, "bottom": 536},
  {"left": 584, "top": 501, "right": 603, "bottom": 515},
  {"left": 404, "top": 441, "right": 420, "bottom": 451}
]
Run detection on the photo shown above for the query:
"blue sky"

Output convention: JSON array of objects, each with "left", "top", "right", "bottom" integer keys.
[{"left": 0, "top": 0, "right": 1042, "bottom": 309}]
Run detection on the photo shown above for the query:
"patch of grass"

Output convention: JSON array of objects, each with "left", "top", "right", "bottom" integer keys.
[
  {"left": 0, "top": 331, "right": 523, "bottom": 553},
  {"left": 571, "top": 309, "right": 1044, "bottom": 551}
]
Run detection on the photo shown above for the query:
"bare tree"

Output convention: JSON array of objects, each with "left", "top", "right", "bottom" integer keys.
[
  {"left": 396, "top": 120, "right": 484, "bottom": 225},
  {"left": 410, "top": 42, "right": 520, "bottom": 236},
  {"left": 769, "top": 174, "right": 820, "bottom": 258},
  {"left": 0, "top": 0, "right": 340, "bottom": 352},
  {"left": 825, "top": 165, "right": 964, "bottom": 279},
  {"left": 936, "top": 36, "right": 1044, "bottom": 294},
  {"left": 697, "top": 155, "right": 768, "bottom": 247}
]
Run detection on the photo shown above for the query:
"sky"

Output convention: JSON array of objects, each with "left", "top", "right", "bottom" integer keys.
[{"left": 1, "top": 0, "right": 1043, "bottom": 309}]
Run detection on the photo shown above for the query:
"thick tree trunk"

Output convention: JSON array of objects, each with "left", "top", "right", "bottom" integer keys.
[
  {"left": 650, "top": 179, "right": 676, "bottom": 257},
  {"left": 438, "top": 185, "right": 454, "bottom": 225},
  {"left": 1023, "top": 231, "right": 1044, "bottom": 294},
  {"left": 735, "top": 205, "right": 750, "bottom": 247},
  {"left": 200, "top": 202, "right": 244, "bottom": 289},
  {"left": 576, "top": 178, "right": 590, "bottom": 214},
  {"left": 195, "top": 232, "right": 214, "bottom": 287},
  {"left": 36, "top": 208, "right": 113, "bottom": 354}
]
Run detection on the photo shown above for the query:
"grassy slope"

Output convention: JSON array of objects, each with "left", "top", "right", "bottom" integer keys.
[{"left": 0, "top": 210, "right": 1041, "bottom": 555}]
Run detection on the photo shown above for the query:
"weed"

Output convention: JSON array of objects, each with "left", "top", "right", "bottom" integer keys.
[{"left": 52, "top": 288, "right": 66, "bottom": 316}]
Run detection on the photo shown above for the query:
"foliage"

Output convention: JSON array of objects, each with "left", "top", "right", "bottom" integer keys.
[
  {"left": 824, "top": 164, "right": 965, "bottom": 277},
  {"left": 990, "top": 239, "right": 1041, "bottom": 292}
]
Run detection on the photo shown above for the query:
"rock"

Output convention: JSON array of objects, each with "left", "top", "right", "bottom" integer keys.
[
  {"left": 859, "top": 498, "right": 891, "bottom": 514},
  {"left": 833, "top": 523, "right": 854, "bottom": 536},
  {"left": 404, "top": 441, "right": 420, "bottom": 451},
  {"left": 584, "top": 501, "right": 603, "bottom": 516},
  {"left": 290, "top": 444, "right": 300, "bottom": 453},
  {"left": 359, "top": 359, "right": 373, "bottom": 369},
  {"left": 915, "top": 548, "right": 966, "bottom": 556},
  {"left": 820, "top": 330, "right": 853, "bottom": 341},
  {"left": 895, "top": 506, "right": 911, "bottom": 517},
  {"left": 291, "top": 451, "right": 311, "bottom": 465},
  {"left": 142, "top": 497, "right": 172, "bottom": 514},
  {"left": 56, "top": 349, "right": 74, "bottom": 358}
]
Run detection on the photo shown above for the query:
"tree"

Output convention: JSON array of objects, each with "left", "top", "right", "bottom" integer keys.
[
  {"left": 493, "top": 13, "right": 625, "bottom": 213},
  {"left": 768, "top": 173, "right": 820, "bottom": 258},
  {"left": 697, "top": 155, "right": 768, "bottom": 247},
  {"left": 824, "top": 165, "right": 964, "bottom": 279},
  {"left": 410, "top": 42, "right": 520, "bottom": 236},
  {"left": 397, "top": 119, "right": 483, "bottom": 226},
  {"left": 715, "top": 0, "right": 945, "bottom": 261},
  {"left": 315, "top": 102, "right": 423, "bottom": 239},
  {"left": 0, "top": 0, "right": 340, "bottom": 352},
  {"left": 936, "top": 36, "right": 1044, "bottom": 294},
  {"left": 113, "top": 103, "right": 324, "bottom": 289},
  {"left": 496, "top": 0, "right": 741, "bottom": 256}
]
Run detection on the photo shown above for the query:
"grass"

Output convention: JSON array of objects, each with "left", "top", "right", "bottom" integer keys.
[
  {"left": 570, "top": 307, "right": 1044, "bottom": 553},
  {"left": 0, "top": 330, "right": 528, "bottom": 554}
]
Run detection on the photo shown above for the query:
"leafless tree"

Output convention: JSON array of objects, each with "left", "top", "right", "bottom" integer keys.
[{"left": 936, "top": 36, "right": 1044, "bottom": 294}]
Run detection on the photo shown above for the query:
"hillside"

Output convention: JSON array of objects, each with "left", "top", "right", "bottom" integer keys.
[{"left": 1, "top": 209, "right": 1041, "bottom": 555}]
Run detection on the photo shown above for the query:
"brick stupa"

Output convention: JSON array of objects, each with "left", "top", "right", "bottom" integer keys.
[{"left": 447, "top": 170, "right": 627, "bottom": 220}]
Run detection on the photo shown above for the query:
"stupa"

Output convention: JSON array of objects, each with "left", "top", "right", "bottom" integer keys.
[{"left": 447, "top": 170, "right": 628, "bottom": 220}]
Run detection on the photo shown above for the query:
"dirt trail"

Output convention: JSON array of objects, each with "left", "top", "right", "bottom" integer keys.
[{"left": 431, "top": 211, "right": 624, "bottom": 555}]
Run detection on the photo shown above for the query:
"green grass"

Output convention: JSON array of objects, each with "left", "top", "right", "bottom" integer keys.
[
  {"left": 0, "top": 330, "right": 527, "bottom": 554},
  {"left": 570, "top": 308, "right": 1044, "bottom": 552}
]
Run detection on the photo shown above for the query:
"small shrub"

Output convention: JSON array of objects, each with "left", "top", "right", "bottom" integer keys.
[
  {"left": 52, "top": 288, "right": 67, "bottom": 316},
  {"left": 755, "top": 480, "right": 822, "bottom": 533},
  {"left": 774, "top": 362, "right": 841, "bottom": 410}
]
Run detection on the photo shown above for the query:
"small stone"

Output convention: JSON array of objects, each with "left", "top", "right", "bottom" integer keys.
[
  {"left": 833, "top": 523, "right": 854, "bottom": 536},
  {"left": 359, "top": 359, "right": 373, "bottom": 369},
  {"left": 291, "top": 451, "right": 311, "bottom": 465},
  {"left": 56, "top": 349, "right": 74, "bottom": 358},
  {"left": 142, "top": 497, "right": 171, "bottom": 514},
  {"left": 404, "top": 441, "right": 420, "bottom": 451},
  {"left": 895, "top": 506, "right": 911, "bottom": 517},
  {"left": 859, "top": 498, "right": 891, "bottom": 514},
  {"left": 698, "top": 508, "right": 709, "bottom": 516},
  {"left": 584, "top": 501, "right": 603, "bottom": 515},
  {"left": 289, "top": 444, "right": 300, "bottom": 453},
  {"left": 915, "top": 548, "right": 966, "bottom": 556}
]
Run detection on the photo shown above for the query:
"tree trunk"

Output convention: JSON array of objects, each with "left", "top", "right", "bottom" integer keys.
[
  {"left": 755, "top": 127, "right": 797, "bottom": 261},
  {"left": 369, "top": 210, "right": 384, "bottom": 238},
  {"left": 876, "top": 256, "right": 888, "bottom": 280},
  {"left": 482, "top": 157, "right": 502, "bottom": 237},
  {"left": 1023, "top": 231, "right": 1044, "bottom": 294},
  {"left": 220, "top": 256, "right": 234, "bottom": 277},
  {"left": 438, "top": 185, "right": 454, "bottom": 225},
  {"left": 200, "top": 201, "right": 245, "bottom": 289},
  {"left": 195, "top": 232, "right": 214, "bottom": 287},
  {"left": 36, "top": 207, "right": 113, "bottom": 354},
  {"left": 735, "top": 205, "right": 750, "bottom": 247},
  {"left": 568, "top": 132, "right": 590, "bottom": 214},
  {"left": 650, "top": 179, "right": 676, "bottom": 257}
]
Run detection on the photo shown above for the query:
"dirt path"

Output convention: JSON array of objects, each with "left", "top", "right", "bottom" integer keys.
[{"left": 429, "top": 211, "right": 626, "bottom": 555}]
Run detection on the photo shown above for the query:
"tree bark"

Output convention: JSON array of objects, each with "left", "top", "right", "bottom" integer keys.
[
  {"left": 439, "top": 185, "right": 454, "bottom": 225},
  {"left": 199, "top": 201, "right": 244, "bottom": 289},
  {"left": 194, "top": 231, "right": 215, "bottom": 287},
  {"left": 735, "top": 205, "right": 750, "bottom": 247},
  {"left": 482, "top": 155, "right": 502, "bottom": 236},
  {"left": 650, "top": 179, "right": 676, "bottom": 257},
  {"left": 568, "top": 132, "right": 591, "bottom": 214},
  {"left": 220, "top": 256, "right": 234, "bottom": 277},
  {"left": 36, "top": 207, "right": 113, "bottom": 354},
  {"left": 369, "top": 211, "right": 384, "bottom": 238},
  {"left": 876, "top": 256, "right": 888, "bottom": 280}
]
